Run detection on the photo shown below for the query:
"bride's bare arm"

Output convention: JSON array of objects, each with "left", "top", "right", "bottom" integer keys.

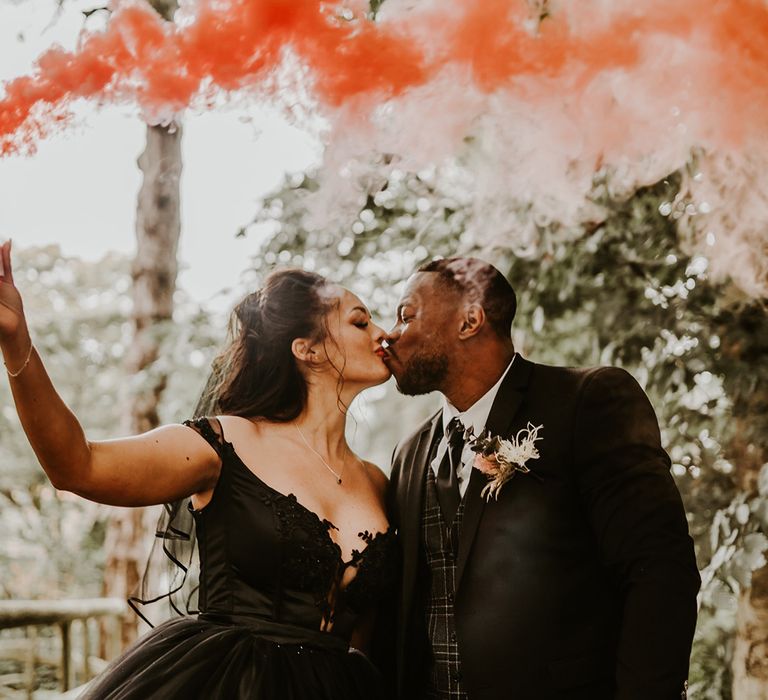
[{"left": 0, "top": 240, "right": 220, "bottom": 507}]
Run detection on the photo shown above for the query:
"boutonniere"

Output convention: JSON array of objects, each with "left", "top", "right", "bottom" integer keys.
[{"left": 467, "top": 422, "right": 544, "bottom": 502}]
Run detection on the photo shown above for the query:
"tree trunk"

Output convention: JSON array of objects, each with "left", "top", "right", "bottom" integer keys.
[
  {"left": 734, "top": 565, "right": 768, "bottom": 699},
  {"left": 102, "top": 121, "right": 183, "bottom": 649},
  {"left": 730, "top": 353, "right": 768, "bottom": 697}
]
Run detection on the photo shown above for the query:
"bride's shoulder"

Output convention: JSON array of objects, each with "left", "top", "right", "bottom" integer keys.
[{"left": 215, "top": 414, "right": 266, "bottom": 438}]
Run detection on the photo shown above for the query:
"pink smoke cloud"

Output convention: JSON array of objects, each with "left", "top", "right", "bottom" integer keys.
[{"left": 1, "top": 0, "right": 767, "bottom": 294}]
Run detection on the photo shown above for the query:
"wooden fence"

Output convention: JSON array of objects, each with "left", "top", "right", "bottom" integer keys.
[{"left": 0, "top": 598, "right": 126, "bottom": 698}]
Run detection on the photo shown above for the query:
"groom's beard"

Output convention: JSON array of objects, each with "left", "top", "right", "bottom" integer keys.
[{"left": 394, "top": 350, "right": 449, "bottom": 396}]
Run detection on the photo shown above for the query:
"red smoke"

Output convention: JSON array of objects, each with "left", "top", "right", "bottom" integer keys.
[
  {"left": 3, "top": 0, "right": 768, "bottom": 156},
  {"left": 0, "top": 0, "right": 431, "bottom": 155}
]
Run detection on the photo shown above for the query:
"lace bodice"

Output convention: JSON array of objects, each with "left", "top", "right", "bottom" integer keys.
[{"left": 183, "top": 417, "right": 399, "bottom": 641}]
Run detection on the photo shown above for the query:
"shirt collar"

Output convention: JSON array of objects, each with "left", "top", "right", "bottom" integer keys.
[{"left": 442, "top": 354, "right": 516, "bottom": 437}]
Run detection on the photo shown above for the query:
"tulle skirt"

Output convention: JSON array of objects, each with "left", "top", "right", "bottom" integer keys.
[{"left": 80, "top": 614, "right": 389, "bottom": 700}]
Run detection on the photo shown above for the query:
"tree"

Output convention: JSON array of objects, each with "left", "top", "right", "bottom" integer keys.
[{"left": 96, "top": 0, "right": 187, "bottom": 649}]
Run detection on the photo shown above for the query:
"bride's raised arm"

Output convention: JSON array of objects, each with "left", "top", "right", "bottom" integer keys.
[{"left": 0, "top": 240, "right": 220, "bottom": 507}]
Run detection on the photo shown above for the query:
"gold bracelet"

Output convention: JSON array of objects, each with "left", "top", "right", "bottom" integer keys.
[{"left": 5, "top": 341, "right": 34, "bottom": 378}]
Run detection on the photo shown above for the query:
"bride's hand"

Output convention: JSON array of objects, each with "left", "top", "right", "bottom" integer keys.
[{"left": 0, "top": 240, "right": 28, "bottom": 346}]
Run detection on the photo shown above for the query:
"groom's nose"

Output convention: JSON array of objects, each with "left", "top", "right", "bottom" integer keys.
[{"left": 385, "top": 325, "right": 401, "bottom": 344}]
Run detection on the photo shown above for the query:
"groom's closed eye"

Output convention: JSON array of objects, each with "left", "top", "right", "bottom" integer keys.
[{"left": 397, "top": 306, "right": 414, "bottom": 324}]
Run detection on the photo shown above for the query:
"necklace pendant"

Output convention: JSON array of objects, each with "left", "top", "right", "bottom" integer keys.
[{"left": 337, "top": 477, "right": 343, "bottom": 485}]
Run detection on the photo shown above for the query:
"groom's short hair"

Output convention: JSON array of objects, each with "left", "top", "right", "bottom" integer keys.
[{"left": 417, "top": 257, "right": 517, "bottom": 338}]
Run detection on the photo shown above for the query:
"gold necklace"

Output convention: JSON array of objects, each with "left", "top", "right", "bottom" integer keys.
[{"left": 294, "top": 424, "right": 346, "bottom": 485}]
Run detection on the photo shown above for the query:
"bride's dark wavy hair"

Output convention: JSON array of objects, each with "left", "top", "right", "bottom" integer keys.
[
  {"left": 129, "top": 268, "right": 342, "bottom": 626},
  {"left": 208, "top": 268, "right": 338, "bottom": 421}
]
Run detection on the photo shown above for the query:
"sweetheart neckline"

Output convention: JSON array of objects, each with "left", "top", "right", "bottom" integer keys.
[{"left": 227, "top": 446, "right": 394, "bottom": 568}]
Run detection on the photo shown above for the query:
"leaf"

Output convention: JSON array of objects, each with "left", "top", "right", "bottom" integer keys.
[
  {"left": 758, "top": 463, "right": 768, "bottom": 498},
  {"left": 730, "top": 534, "right": 768, "bottom": 588},
  {"left": 708, "top": 544, "right": 731, "bottom": 572},
  {"left": 743, "top": 532, "right": 768, "bottom": 555},
  {"left": 735, "top": 503, "right": 750, "bottom": 525},
  {"left": 753, "top": 497, "right": 768, "bottom": 530}
]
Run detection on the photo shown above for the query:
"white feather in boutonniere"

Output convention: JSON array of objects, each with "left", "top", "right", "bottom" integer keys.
[{"left": 468, "top": 422, "right": 543, "bottom": 501}]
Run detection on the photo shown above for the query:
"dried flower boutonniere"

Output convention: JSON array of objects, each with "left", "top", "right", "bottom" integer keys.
[{"left": 469, "top": 422, "right": 543, "bottom": 501}]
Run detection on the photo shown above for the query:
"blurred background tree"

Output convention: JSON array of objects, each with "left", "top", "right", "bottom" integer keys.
[
  {"left": 99, "top": 0, "right": 185, "bottom": 649},
  {"left": 0, "top": 244, "right": 221, "bottom": 609}
]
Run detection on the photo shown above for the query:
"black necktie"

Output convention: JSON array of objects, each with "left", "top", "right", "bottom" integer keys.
[{"left": 436, "top": 417, "right": 465, "bottom": 524}]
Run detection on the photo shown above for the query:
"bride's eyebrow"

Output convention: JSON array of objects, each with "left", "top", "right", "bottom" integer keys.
[{"left": 350, "top": 305, "right": 371, "bottom": 317}]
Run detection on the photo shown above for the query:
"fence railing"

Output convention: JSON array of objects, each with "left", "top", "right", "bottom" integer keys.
[{"left": 0, "top": 598, "right": 126, "bottom": 698}]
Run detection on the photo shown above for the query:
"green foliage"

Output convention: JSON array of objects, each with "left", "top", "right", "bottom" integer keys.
[
  {"left": 689, "top": 604, "right": 735, "bottom": 700},
  {"left": 0, "top": 246, "right": 132, "bottom": 598},
  {"left": 0, "top": 246, "right": 225, "bottom": 600}
]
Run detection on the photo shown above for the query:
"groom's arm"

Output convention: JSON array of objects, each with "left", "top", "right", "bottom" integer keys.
[{"left": 574, "top": 367, "right": 700, "bottom": 700}]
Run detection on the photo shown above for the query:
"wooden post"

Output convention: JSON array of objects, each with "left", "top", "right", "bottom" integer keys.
[
  {"left": 106, "top": 613, "right": 122, "bottom": 661},
  {"left": 25, "top": 625, "right": 36, "bottom": 699},
  {"left": 60, "top": 620, "right": 72, "bottom": 691},
  {"left": 82, "top": 617, "right": 92, "bottom": 681},
  {"left": 0, "top": 598, "right": 127, "bottom": 691}
]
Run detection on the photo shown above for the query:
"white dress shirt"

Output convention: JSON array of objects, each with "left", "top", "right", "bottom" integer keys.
[{"left": 429, "top": 355, "right": 516, "bottom": 498}]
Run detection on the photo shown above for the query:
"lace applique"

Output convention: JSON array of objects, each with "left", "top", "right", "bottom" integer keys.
[
  {"left": 266, "top": 491, "right": 342, "bottom": 625},
  {"left": 263, "top": 492, "right": 398, "bottom": 625},
  {"left": 343, "top": 528, "right": 399, "bottom": 614},
  {"left": 183, "top": 417, "right": 227, "bottom": 460}
]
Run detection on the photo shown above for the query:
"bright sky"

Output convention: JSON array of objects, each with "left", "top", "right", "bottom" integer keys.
[{"left": 0, "top": 0, "right": 322, "bottom": 309}]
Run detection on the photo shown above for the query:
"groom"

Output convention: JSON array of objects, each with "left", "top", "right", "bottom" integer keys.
[{"left": 382, "top": 258, "right": 700, "bottom": 700}]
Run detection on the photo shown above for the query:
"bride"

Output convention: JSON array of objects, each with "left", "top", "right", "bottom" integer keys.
[{"left": 0, "top": 240, "right": 397, "bottom": 699}]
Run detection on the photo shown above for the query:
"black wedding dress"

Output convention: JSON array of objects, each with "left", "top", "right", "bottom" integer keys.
[{"left": 82, "top": 417, "right": 398, "bottom": 700}]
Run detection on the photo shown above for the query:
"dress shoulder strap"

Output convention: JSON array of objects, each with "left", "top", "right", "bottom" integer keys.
[{"left": 183, "top": 416, "right": 228, "bottom": 460}]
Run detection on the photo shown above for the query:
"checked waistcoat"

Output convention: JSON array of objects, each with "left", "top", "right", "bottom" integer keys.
[{"left": 422, "top": 465, "right": 467, "bottom": 700}]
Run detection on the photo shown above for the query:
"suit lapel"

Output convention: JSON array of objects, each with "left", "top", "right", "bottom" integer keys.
[
  {"left": 400, "top": 410, "right": 442, "bottom": 625},
  {"left": 455, "top": 355, "right": 534, "bottom": 589}
]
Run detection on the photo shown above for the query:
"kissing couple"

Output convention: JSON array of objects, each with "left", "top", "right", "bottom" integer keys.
[{"left": 0, "top": 241, "right": 700, "bottom": 700}]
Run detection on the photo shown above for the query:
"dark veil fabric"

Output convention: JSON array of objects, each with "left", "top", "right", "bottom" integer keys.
[{"left": 127, "top": 367, "right": 222, "bottom": 627}]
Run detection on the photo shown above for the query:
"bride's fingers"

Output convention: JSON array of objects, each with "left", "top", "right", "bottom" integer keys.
[
  {"left": 7, "top": 239, "right": 14, "bottom": 284},
  {"left": 0, "top": 240, "right": 13, "bottom": 284}
]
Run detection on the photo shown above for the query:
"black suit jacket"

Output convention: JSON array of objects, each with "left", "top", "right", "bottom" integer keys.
[{"left": 387, "top": 355, "right": 700, "bottom": 700}]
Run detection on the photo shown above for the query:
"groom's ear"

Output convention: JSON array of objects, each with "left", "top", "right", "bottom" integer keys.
[{"left": 458, "top": 303, "right": 485, "bottom": 339}]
